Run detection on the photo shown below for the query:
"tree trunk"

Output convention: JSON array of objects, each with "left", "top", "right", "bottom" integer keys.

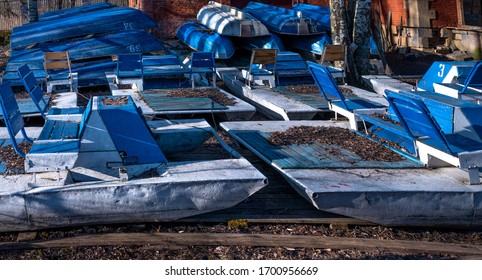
[
  {"left": 329, "top": 0, "right": 349, "bottom": 45},
  {"left": 329, "top": 0, "right": 360, "bottom": 84},
  {"left": 352, "top": 0, "right": 372, "bottom": 76},
  {"left": 82, "top": 0, "right": 92, "bottom": 5},
  {"left": 28, "top": 0, "right": 38, "bottom": 22},
  {"left": 20, "top": 0, "right": 29, "bottom": 24},
  {"left": 347, "top": 0, "right": 357, "bottom": 37}
]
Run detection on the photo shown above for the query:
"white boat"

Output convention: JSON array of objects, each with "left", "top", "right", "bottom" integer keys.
[
  {"left": 0, "top": 94, "right": 267, "bottom": 232},
  {"left": 197, "top": 1, "right": 269, "bottom": 37}
]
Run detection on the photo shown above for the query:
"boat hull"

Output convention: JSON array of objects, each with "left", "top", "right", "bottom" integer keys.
[
  {"left": 11, "top": 7, "right": 159, "bottom": 50},
  {"left": 242, "top": 2, "right": 326, "bottom": 35},
  {"left": 197, "top": 1, "right": 269, "bottom": 37},
  {"left": 176, "top": 20, "right": 235, "bottom": 59},
  {"left": 0, "top": 159, "right": 267, "bottom": 232},
  {"left": 221, "top": 120, "right": 482, "bottom": 227}
]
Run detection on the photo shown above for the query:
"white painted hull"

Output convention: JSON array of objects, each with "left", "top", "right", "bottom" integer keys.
[
  {"left": 0, "top": 158, "right": 267, "bottom": 232},
  {"left": 221, "top": 120, "right": 482, "bottom": 227},
  {"left": 197, "top": 1, "right": 269, "bottom": 37}
]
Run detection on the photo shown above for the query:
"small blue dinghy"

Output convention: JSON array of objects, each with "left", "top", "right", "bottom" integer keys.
[
  {"left": 176, "top": 20, "right": 235, "bottom": 59},
  {"left": 242, "top": 2, "right": 326, "bottom": 35},
  {"left": 11, "top": 7, "right": 159, "bottom": 50}
]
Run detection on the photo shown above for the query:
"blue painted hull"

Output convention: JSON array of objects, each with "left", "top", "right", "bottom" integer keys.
[
  {"left": 291, "top": 3, "right": 331, "bottom": 32},
  {"left": 39, "top": 2, "right": 115, "bottom": 21},
  {"left": 234, "top": 33, "right": 285, "bottom": 51},
  {"left": 176, "top": 20, "right": 235, "bottom": 59},
  {"left": 11, "top": 7, "right": 159, "bottom": 50},
  {"left": 197, "top": 1, "right": 269, "bottom": 37},
  {"left": 9, "top": 30, "right": 164, "bottom": 62},
  {"left": 242, "top": 2, "right": 326, "bottom": 35},
  {"left": 283, "top": 33, "right": 332, "bottom": 55},
  {"left": 418, "top": 61, "right": 479, "bottom": 91}
]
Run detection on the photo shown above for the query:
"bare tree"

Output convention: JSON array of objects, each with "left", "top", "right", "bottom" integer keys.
[
  {"left": 28, "top": 0, "right": 38, "bottom": 22},
  {"left": 352, "top": 0, "right": 372, "bottom": 75},
  {"left": 330, "top": 0, "right": 372, "bottom": 85},
  {"left": 20, "top": 0, "right": 29, "bottom": 23}
]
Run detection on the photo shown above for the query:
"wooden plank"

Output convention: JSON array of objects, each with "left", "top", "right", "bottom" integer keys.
[
  {"left": 61, "top": 121, "right": 80, "bottom": 139},
  {"left": 38, "top": 120, "right": 55, "bottom": 140},
  {"left": 1, "top": 232, "right": 481, "bottom": 257}
]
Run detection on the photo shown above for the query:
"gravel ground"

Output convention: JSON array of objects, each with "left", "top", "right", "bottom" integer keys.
[{"left": 1, "top": 222, "right": 481, "bottom": 260}]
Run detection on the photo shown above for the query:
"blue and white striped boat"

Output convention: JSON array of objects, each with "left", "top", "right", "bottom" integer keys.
[{"left": 176, "top": 20, "right": 235, "bottom": 59}]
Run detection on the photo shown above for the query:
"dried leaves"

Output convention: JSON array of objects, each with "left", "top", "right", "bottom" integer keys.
[
  {"left": 102, "top": 96, "right": 129, "bottom": 106},
  {"left": 268, "top": 125, "right": 403, "bottom": 162},
  {"left": 0, "top": 142, "right": 31, "bottom": 174},
  {"left": 161, "top": 88, "right": 237, "bottom": 106}
]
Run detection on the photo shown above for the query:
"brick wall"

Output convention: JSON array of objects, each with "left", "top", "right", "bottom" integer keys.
[
  {"left": 136, "top": 0, "right": 209, "bottom": 38},
  {"left": 430, "top": 0, "right": 458, "bottom": 28}
]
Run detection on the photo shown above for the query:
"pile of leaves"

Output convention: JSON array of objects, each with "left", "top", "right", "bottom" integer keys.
[
  {"left": 267, "top": 125, "right": 403, "bottom": 162},
  {"left": 153, "top": 88, "right": 236, "bottom": 106},
  {"left": 102, "top": 96, "right": 129, "bottom": 106},
  {"left": 0, "top": 142, "right": 31, "bottom": 174}
]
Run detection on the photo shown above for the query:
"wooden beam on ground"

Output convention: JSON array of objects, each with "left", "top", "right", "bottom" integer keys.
[{"left": 1, "top": 232, "right": 481, "bottom": 257}]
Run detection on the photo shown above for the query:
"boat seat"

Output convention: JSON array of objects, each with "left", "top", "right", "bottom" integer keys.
[
  {"left": 241, "top": 48, "right": 277, "bottom": 89},
  {"left": 319, "top": 44, "right": 347, "bottom": 84},
  {"left": 308, "top": 62, "right": 386, "bottom": 129},
  {"left": 18, "top": 64, "right": 84, "bottom": 118},
  {"left": 190, "top": 52, "right": 217, "bottom": 88},
  {"left": 356, "top": 112, "right": 418, "bottom": 156},
  {"left": 385, "top": 90, "right": 482, "bottom": 185},
  {"left": 142, "top": 55, "right": 187, "bottom": 78},
  {"left": 0, "top": 83, "right": 92, "bottom": 172},
  {"left": 43, "top": 51, "right": 78, "bottom": 93},
  {"left": 115, "top": 53, "right": 144, "bottom": 91}
]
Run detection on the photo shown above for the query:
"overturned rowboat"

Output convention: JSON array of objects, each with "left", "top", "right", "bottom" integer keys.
[
  {"left": 11, "top": 6, "right": 159, "bottom": 50},
  {"left": 242, "top": 2, "right": 326, "bottom": 35},
  {"left": 176, "top": 20, "right": 235, "bottom": 59},
  {"left": 197, "top": 1, "right": 269, "bottom": 37}
]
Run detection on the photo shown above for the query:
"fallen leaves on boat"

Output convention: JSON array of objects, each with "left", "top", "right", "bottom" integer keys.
[
  {"left": 150, "top": 88, "right": 237, "bottom": 106},
  {"left": 0, "top": 142, "right": 32, "bottom": 174},
  {"left": 279, "top": 84, "right": 355, "bottom": 96},
  {"left": 267, "top": 125, "right": 403, "bottom": 162},
  {"left": 102, "top": 95, "right": 129, "bottom": 106}
]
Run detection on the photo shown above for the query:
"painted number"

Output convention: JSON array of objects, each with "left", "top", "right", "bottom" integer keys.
[
  {"left": 438, "top": 64, "right": 445, "bottom": 78},
  {"left": 128, "top": 45, "right": 141, "bottom": 52},
  {"left": 124, "top": 22, "right": 135, "bottom": 30}
]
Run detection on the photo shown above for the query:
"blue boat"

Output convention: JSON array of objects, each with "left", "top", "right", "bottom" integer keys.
[
  {"left": 11, "top": 7, "right": 159, "bottom": 50},
  {"left": 291, "top": 3, "right": 331, "bottom": 31},
  {"left": 197, "top": 1, "right": 269, "bottom": 37},
  {"left": 242, "top": 2, "right": 326, "bottom": 35},
  {"left": 3, "top": 30, "right": 164, "bottom": 87},
  {"left": 283, "top": 33, "right": 332, "bottom": 55},
  {"left": 9, "top": 30, "right": 165, "bottom": 62},
  {"left": 176, "top": 20, "right": 235, "bottom": 59},
  {"left": 39, "top": 2, "right": 116, "bottom": 21},
  {"left": 234, "top": 33, "right": 285, "bottom": 51}
]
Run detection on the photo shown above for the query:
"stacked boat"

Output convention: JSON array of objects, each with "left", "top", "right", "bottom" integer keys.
[
  {"left": 4, "top": 3, "right": 165, "bottom": 87},
  {"left": 176, "top": 1, "right": 274, "bottom": 59},
  {"left": 242, "top": 2, "right": 332, "bottom": 55}
]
